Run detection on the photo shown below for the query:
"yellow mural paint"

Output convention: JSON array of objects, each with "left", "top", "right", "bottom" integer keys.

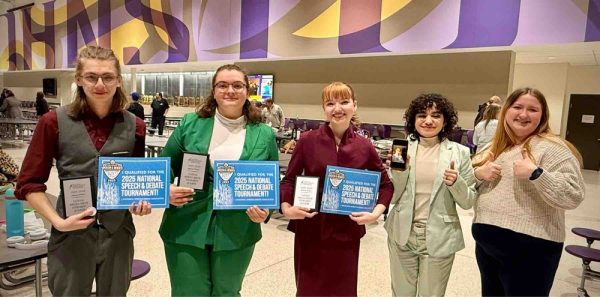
[
  {"left": 381, "top": 0, "right": 411, "bottom": 20},
  {"left": 31, "top": 41, "right": 47, "bottom": 69},
  {"left": 15, "top": 41, "right": 23, "bottom": 58},
  {"left": 30, "top": 4, "right": 46, "bottom": 24},
  {"left": 53, "top": 0, "right": 68, "bottom": 24},
  {"left": 0, "top": 48, "right": 9, "bottom": 69},
  {"left": 83, "top": 0, "right": 97, "bottom": 10},
  {"left": 110, "top": 19, "right": 151, "bottom": 63},
  {"left": 293, "top": 1, "right": 340, "bottom": 39},
  {"left": 149, "top": 0, "right": 163, "bottom": 12}
]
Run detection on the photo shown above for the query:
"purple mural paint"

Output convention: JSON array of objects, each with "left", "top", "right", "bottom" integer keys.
[
  {"left": 586, "top": 0, "right": 600, "bottom": 41},
  {"left": 241, "top": 0, "right": 270, "bottom": 59},
  {"left": 67, "top": 0, "right": 100, "bottom": 65},
  {"left": 5, "top": 12, "right": 17, "bottom": 70},
  {"left": 127, "top": 1, "right": 189, "bottom": 63},
  {"left": 23, "top": 1, "right": 55, "bottom": 70},
  {"left": 446, "top": 0, "right": 520, "bottom": 48},
  {"left": 338, "top": 0, "right": 388, "bottom": 54}
]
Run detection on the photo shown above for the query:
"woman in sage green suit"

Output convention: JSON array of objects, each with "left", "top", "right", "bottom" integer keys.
[
  {"left": 159, "top": 64, "right": 279, "bottom": 296},
  {"left": 384, "top": 93, "right": 478, "bottom": 297}
]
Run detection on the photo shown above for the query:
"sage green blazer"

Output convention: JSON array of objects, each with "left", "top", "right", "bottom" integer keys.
[
  {"left": 158, "top": 113, "right": 279, "bottom": 251},
  {"left": 384, "top": 137, "right": 478, "bottom": 257}
]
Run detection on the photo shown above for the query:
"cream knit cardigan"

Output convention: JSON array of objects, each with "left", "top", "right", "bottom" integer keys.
[{"left": 474, "top": 136, "right": 585, "bottom": 242}]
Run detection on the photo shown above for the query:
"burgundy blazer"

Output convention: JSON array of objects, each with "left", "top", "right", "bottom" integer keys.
[{"left": 281, "top": 125, "right": 393, "bottom": 242}]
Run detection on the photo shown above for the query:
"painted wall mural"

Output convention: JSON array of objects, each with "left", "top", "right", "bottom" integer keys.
[{"left": 0, "top": 0, "right": 599, "bottom": 71}]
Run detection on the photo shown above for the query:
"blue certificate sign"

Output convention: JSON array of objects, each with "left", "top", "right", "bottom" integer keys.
[
  {"left": 320, "top": 166, "right": 381, "bottom": 215},
  {"left": 97, "top": 157, "right": 170, "bottom": 209},
  {"left": 213, "top": 161, "right": 279, "bottom": 209}
]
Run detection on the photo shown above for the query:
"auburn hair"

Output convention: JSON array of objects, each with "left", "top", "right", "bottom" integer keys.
[{"left": 321, "top": 82, "right": 360, "bottom": 127}]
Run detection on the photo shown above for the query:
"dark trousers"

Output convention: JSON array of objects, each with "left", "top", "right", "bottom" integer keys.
[
  {"left": 151, "top": 115, "right": 166, "bottom": 135},
  {"left": 47, "top": 225, "right": 134, "bottom": 296},
  {"left": 472, "top": 223, "right": 563, "bottom": 297},
  {"left": 294, "top": 236, "right": 360, "bottom": 297}
]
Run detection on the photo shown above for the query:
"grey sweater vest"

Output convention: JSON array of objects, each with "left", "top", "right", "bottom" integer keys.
[{"left": 56, "top": 106, "right": 135, "bottom": 234}]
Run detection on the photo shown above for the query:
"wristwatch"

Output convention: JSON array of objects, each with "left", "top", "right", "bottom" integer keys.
[{"left": 529, "top": 167, "right": 544, "bottom": 180}]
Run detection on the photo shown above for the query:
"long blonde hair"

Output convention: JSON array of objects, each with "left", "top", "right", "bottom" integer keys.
[
  {"left": 482, "top": 103, "right": 501, "bottom": 129},
  {"left": 473, "top": 87, "right": 582, "bottom": 166},
  {"left": 321, "top": 82, "right": 360, "bottom": 126}
]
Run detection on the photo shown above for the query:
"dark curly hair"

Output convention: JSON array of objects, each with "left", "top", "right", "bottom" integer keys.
[{"left": 404, "top": 93, "right": 458, "bottom": 141}]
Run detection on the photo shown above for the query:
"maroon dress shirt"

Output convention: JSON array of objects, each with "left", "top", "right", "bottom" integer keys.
[
  {"left": 16, "top": 110, "right": 146, "bottom": 199},
  {"left": 281, "top": 125, "right": 393, "bottom": 242}
]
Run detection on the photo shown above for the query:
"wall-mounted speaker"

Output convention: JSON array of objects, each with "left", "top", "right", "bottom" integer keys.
[{"left": 43, "top": 78, "right": 57, "bottom": 96}]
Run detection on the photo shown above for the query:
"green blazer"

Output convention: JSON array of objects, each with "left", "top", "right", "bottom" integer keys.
[
  {"left": 384, "top": 137, "right": 478, "bottom": 257},
  {"left": 158, "top": 113, "right": 279, "bottom": 251}
]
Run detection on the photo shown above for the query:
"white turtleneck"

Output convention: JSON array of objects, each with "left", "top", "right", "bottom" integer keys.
[
  {"left": 208, "top": 108, "right": 247, "bottom": 166},
  {"left": 413, "top": 136, "right": 441, "bottom": 223}
]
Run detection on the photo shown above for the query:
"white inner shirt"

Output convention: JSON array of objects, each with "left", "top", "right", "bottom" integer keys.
[{"left": 208, "top": 108, "right": 247, "bottom": 166}]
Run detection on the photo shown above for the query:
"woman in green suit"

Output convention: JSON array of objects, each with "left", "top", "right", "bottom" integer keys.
[
  {"left": 159, "top": 64, "right": 279, "bottom": 296},
  {"left": 385, "top": 93, "right": 478, "bottom": 296}
]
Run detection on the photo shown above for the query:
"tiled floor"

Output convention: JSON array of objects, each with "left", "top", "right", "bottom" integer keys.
[{"left": 2, "top": 144, "right": 599, "bottom": 297}]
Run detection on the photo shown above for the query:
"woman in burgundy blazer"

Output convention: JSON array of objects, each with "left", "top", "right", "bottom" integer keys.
[{"left": 280, "top": 82, "right": 393, "bottom": 296}]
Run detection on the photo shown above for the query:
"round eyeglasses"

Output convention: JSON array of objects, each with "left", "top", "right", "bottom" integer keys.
[{"left": 214, "top": 82, "right": 247, "bottom": 92}]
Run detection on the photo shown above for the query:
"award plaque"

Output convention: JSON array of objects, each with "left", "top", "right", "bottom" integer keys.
[
  {"left": 213, "top": 160, "right": 280, "bottom": 209},
  {"left": 320, "top": 165, "right": 381, "bottom": 215},
  {"left": 293, "top": 176, "right": 319, "bottom": 210},
  {"left": 60, "top": 176, "right": 94, "bottom": 217},
  {"left": 97, "top": 157, "right": 170, "bottom": 209},
  {"left": 178, "top": 152, "right": 209, "bottom": 191}
]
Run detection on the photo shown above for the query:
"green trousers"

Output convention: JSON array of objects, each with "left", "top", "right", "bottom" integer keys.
[{"left": 164, "top": 242, "right": 255, "bottom": 296}]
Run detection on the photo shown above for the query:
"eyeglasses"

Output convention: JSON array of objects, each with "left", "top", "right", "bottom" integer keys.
[
  {"left": 80, "top": 73, "right": 119, "bottom": 85},
  {"left": 214, "top": 81, "right": 247, "bottom": 92}
]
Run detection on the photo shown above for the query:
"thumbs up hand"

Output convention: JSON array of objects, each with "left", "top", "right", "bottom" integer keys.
[
  {"left": 443, "top": 160, "right": 458, "bottom": 186},
  {"left": 513, "top": 149, "right": 537, "bottom": 179},
  {"left": 474, "top": 151, "right": 502, "bottom": 181}
]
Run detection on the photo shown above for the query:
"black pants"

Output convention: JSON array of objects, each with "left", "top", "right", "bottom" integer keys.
[
  {"left": 472, "top": 223, "right": 563, "bottom": 297},
  {"left": 151, "top": 115, "right": 166, "bottom": 135}
]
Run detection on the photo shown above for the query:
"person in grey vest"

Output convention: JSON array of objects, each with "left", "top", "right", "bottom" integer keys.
[{"left": 16, "top": 46, "right": 151, "bottom": 296}]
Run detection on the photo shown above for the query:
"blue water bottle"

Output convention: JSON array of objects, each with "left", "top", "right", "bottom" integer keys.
[{"left": 4, "top": 188, "right": 25, "bottom": 237}]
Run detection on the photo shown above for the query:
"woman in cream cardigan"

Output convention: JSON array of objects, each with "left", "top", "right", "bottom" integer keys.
[
  {"left": 385, "top": 93, "right": 478, "bottom": 297},
  {"left": 472, "top": 87, "right": 584, "bottom": 296}
]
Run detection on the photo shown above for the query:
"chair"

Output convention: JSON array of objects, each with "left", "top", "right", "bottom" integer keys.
[
  {"left": 283, "top": 118, "right": 291, "bottom": 130},
  {"left": 305, "top": 120, "right": 321, "bottom": 131},
  {"left": 573, "top": 228, "right": 600, "bottom": 248},
  {"left": 465, "top": 129, "right": 476, "bottom": 154},
  {"left": 447, "top": 128, "right": 463, "bottom": 143},
  {"left": 90, "top": 259, "right": 150, "bottom": 296},
  {"left": 290, "top": 119, "right": 306, "bottom": 131},
  {"left": 360, "top": 124, "right": 377, "bottom": 139},
  {"left": 131, "top": 259, "right": 151, "bottom": 280},
  {"left": 564, "top": 228, "right": 600, "bottom": 297},
  {"left": 377, "top": 125, "right": 392, "bottom": 139}
]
